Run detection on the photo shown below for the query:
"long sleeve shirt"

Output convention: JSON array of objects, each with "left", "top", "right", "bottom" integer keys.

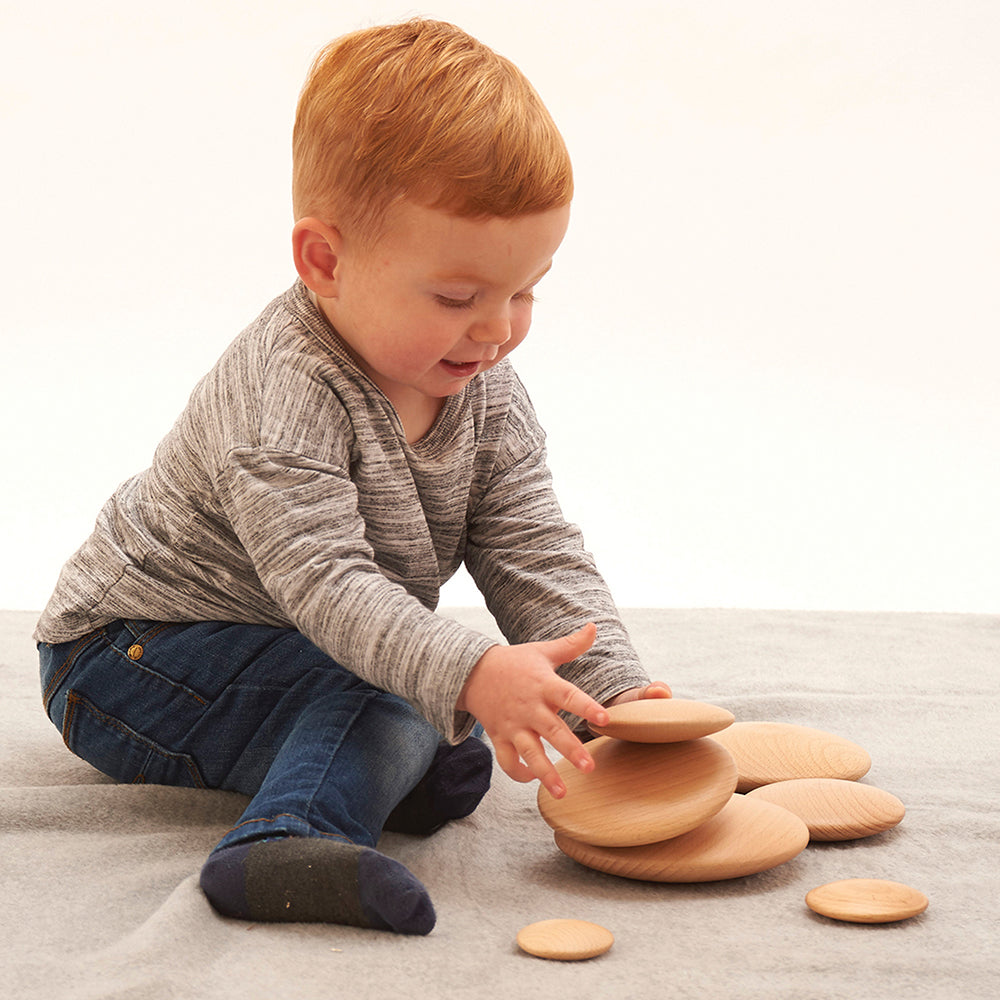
[{"left": 35, "top": 281, "right": 648, "bottom": 740}]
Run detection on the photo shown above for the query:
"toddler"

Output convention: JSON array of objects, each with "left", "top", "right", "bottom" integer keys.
[{"left": 36, "top": 18, "right": 668, "bottom": 935}]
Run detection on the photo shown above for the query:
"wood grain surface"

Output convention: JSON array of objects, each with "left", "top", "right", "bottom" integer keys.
[
  {"left": 555, "top": 793, "right": 810, "bottom": 882},
  {"left": 747, "top": 778, "right": 905, "bottom": 840},
  {"left": 538, "top": 736, "right": 738, "bottom": 847},
  {"left": 806, "top": 879, "right": 929, "bottom": 923},
  {"left": 709, "top": 722, "right": 871, "bottom": 792},
  {"left": 589, "top": 698, "right": 735, "bottom": 743}
]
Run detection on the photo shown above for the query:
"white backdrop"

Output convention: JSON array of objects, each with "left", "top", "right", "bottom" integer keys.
[{"left": 3, "top": 0, "right": 997, "bottom": 613}]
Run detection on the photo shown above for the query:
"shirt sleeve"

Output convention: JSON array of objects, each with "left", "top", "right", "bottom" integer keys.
[
  {"left": 462, "top": 383, "right": 650, "bottom": 724},
  {"left": 215, "top": 446, "right": 495, "bottom": 742}
]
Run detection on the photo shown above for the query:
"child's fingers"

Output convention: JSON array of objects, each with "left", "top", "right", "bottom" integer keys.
[
  {"left": 496, "top": 738, "right": 568, "bottom": 798},
  {"left": 493, "top": 741, "right": 534, "bottom": 785},
  {"left": 515, "top": 735, "right": 570, "bottom": 798},
  {"left": 644, "top": 681, "right": 673, "bottom": 698},
  {"left": 604, "top": 681, "right": 674, "bottom": 708},
  {"left": 495, "top": 726, "right": 584, "bottom": 799},
  {"left": 531, "top": 694, "right": 598, "bottom": 776},
  {"left": 552, "top": 677, "right": 609, "bottom": 730}
]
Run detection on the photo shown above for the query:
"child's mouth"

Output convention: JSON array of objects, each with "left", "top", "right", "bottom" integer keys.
[{"left": 440, "top": 360, "right": 480, "bottom": 377}]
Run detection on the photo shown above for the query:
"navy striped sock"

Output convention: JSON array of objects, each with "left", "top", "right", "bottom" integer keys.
[
  {"left": 199, "top": 837, "right": 436, "bottom": 935},
  {"left": 385, "top": 735, "right": 493, "bottom": 835}
]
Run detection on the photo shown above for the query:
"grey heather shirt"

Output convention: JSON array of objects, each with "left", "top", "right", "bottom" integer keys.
[{"left": 35, "top": 281, "right": 648, "bottom": 741}]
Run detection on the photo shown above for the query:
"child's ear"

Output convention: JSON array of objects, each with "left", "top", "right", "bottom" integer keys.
[{"left": 292, "top": 218, "right": 343, "bottom": 297}]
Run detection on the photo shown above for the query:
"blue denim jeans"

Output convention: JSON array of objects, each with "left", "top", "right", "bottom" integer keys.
[{"left": 39, "top": 620, "right": 443, "bottom": 852}]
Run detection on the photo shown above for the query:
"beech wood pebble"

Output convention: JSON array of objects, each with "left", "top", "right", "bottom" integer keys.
[
  {"left": 589, "top": 698, "right": 735, "bottom": 743},
  {"left": 709, "top": 722, "right": 871, "bottom": 792},
  {"left": 747, "top": 778, "right": 905, "bottom": 841},
  {"left": 806, "top": 879, "right": 929, "bottom": 923},
  {"left": 538, "top": 707, "right": 918, "bottom": 940},
  {"left": 555, "top": 794, "right": 810, "bottom": 882},
  {"left": 516, "top": 919, "right": 615, "bottom": 960},
  {"left": 537, "top": 736, "right": 737, "bottom": 847}
]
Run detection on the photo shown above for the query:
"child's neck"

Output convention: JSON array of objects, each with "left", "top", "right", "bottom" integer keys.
[{"left": 392, "top": 391, "right": 446, "bottom": 444}]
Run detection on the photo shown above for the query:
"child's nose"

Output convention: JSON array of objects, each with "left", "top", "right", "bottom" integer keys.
[{"left": 470, "top": 313, "right": 512, "bottom": 345}]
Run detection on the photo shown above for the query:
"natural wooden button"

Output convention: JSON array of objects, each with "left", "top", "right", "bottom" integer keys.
[
  {"left": 556, "top": 794, "right": 810, "bottom": 882},
  {"left": 709, "top": 722, "right": 871, "bottom": 792},
  {"left": 589, "top": 699, "right": 735, "bottom": 743},
  {"left": 747, "top": 778, "right": 905, "bottom": 841},
  {"left": 516, "top": 919, "right": 614, "bottom": 960},
  {"left": 806, "top": 879, "right": 929, "bottom": 923},
  {"left": 538, "top": 736, "right": 737, "bottom": 847}
]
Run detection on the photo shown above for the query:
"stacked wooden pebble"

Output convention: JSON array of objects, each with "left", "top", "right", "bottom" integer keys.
[{"left": 537, "top": 700, "right": 911, "bottom": 898}]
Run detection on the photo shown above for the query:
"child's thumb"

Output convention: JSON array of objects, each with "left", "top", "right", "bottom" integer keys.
[{"left": 544, "top": 621, "right": 597, "bottom": 665}]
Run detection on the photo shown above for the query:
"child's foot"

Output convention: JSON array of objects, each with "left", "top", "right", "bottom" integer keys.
[
  {"left": 199, "top": 836, "right": 435, "bottom": 934},
  {"left": 385, "top": 736, "right": 492, "bottom": 835}
]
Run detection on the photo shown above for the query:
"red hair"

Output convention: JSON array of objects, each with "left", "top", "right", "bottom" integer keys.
[{"left": 292, "top": 19, "right": 573, "bottom": 240}]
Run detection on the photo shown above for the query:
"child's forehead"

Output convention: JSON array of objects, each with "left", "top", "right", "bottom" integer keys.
[
  {"left": 379, "top": 199, "right": 569, "bottom": 250},
  {"left": 371, "top": 200, "right": 570, "bottom": 281},
  {"left": 428, "top": 260, "right": 555, "bottom": 289}
]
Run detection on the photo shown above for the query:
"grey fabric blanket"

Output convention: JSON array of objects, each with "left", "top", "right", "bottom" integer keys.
[{"left": 3, "top": 608, "right": 997, "bottom": 999}]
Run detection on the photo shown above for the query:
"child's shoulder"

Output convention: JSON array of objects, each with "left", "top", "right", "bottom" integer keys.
[
  {"left": 215, "top": 284, "right": 364, "bottom": 399},
  {"left": 184, "top": 284, "right": 365, "bottom": 458}
]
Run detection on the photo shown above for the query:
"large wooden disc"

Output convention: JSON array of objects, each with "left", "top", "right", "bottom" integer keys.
[
  {"left": 589, "top": 699, "right": 735, "bottom": 743},
  {"left": 516, "top": 919, "right": 614, "bottom": 960},
  {"left": 806, "top": 879, "right": 929, "bottom": 923},
  {"left": 555, "top": 794, "right": 810, "bottom": 882},
  {"left": 537, "top": 737, "right": 737, "bottom": 847},
  {"left": 708, "top": 722, "right": 871, "bottom": 792},
  {"left": 747, "top": 778, "right": 905, "bottom": 841}
]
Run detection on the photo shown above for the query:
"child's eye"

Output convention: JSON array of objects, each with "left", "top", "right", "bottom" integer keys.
[
  {"left": 435, "top": 294, "right": 476, "bottom": 310},
  {"left": 513, "top": 289, "right": 536, "bottom": 305}
]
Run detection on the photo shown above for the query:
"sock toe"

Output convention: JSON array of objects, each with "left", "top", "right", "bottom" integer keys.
[
  {"left": 358, "top": 848, "right": 436, "bottom": 935},
  {"left": 199, "top": 842, "right": 253, "bottom": 919}
]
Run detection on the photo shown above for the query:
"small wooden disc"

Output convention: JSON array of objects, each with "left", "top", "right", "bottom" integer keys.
[
  {"left": 589, "top": 699, "right": 735, "bottom": 743},
  {"left": 555, "top": 794, "right": 810, "bottom": 882},
  {"left": 806, "top": 879, "right": 929, "bottom": 923},
  {"left": 516, "top": 919, "right": 614, "bottom": 960},
  {"left": 747, "top": 778, "right": 905, "bottom": 841},
  {"left": 709, "top": 722, "right": 871, "bottom": 792},
  {"left": 538, "top": 737, "right": 737, "bottom": 847}
]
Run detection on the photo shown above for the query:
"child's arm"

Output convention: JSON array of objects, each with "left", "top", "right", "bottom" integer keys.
[{"left": 464, "top": 377, "right": 661, "bottom": 724}]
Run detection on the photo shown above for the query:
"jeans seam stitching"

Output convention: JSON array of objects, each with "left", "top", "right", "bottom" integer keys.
[
  {"left": 108, "top": 643, "right": 209, "bottom": 707},
  {"left": 43, "top": 631, "right": 100, "bottom": 707},
  {"left": 302, "top": 690, "right": 376, "bottom": 828},
  {"left": 63, "top": 690, "right": 207, "bottom": 789},
  {"left": 226, "top": 814, "right": 355, "bottom": 845}
]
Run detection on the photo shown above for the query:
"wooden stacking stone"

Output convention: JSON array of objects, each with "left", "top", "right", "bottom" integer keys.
[
  {"left": 516, "top": 919, "right": 614, "bottom": 960},
  {"left": 747, "top": 778, "right": 905, "bottom": 841},
  {"left": 537, "top": 736, "right": 737, "bottom": 847},
  {"left": 555, "top": 794, "right": 810, "bottom": 882},
  {"left": 709, "top": 722, "right": 871, "bottom": 792},
  {"left": 806, "top": 879, "right": 929, "bottom": 923},
  {"left": 589, "top": 698, "right": 735, "bottom": 743}
]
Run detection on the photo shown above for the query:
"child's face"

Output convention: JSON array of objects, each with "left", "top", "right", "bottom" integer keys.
[{"left": 318, "top": 200, "right": 570, "bottom": 422}]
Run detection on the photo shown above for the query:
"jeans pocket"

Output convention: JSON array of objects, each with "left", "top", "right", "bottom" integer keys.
[{"left": 62, "top": 690, "right": 207, "bottom": 788}]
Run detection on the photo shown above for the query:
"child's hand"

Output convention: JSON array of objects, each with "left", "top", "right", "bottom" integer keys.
[
  {"left": 604, "top": 681, "right": 673, "bottom": 706},
  {"left": 457, "top": 623, "right": 609, "bottom": 799}
]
